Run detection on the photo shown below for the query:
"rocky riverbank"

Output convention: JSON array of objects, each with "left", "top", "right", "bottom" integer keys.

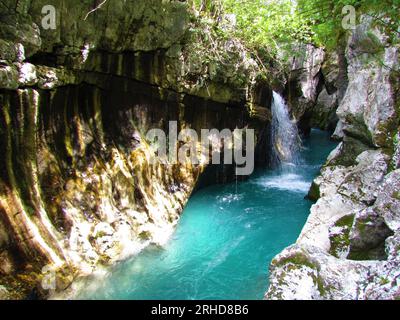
[{"left": 266, "top": 16, "right": 400, "bottom": 300}]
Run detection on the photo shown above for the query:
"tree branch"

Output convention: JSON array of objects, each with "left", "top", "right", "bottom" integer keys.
[{"left": 84, "top": 0, "right": 108, "bottom": 21}]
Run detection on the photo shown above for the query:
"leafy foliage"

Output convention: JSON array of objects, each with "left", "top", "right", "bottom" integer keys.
[
  {"left": 297, "top": 0, "right": 400, "bottom": 49},
  {"left": 190, "top": 0, "right": 400, "bottom": 60}
]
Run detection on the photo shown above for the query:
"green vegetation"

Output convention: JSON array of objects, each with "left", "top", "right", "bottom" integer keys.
[
  {"left": 329, "top": 214, "right": 355, "bottom": 258},
  {"left": 189, "top": 0, "right": 400, "bottom": 66},
  {"left": 272, "top": 251, "right": 318, "bottom": 270}
]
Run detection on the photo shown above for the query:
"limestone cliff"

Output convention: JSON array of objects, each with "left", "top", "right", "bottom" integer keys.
[
  {"left": 266, "top": 16, "right": 400, "bottom": 300},
  {"left": 285, "top": 44, "right": 342, "bottom": 135},
  {"left": 0, "top": 0, "right": 271, "bottom": 299}
]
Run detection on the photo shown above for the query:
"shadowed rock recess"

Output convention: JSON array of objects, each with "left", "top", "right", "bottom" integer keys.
[{"left": 0, "top": 0, "right": 272, "bottom": 298}]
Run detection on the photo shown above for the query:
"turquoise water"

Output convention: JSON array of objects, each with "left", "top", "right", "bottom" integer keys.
[{"left": 78, "top": 130, "right": 337, "bottom": 300}]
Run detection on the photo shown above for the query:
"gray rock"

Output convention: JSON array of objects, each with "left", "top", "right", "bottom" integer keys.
[
  {"left": 311, "top": 88, "right": 338, "bottom": 130},
  {"left": 349, "top": 208, "right": 394, "bottom": 261},
  {"left": 325, "top": 136, "right": 371, "bottom": 167},
  {"left": 337, "top": 17, "right": 399, "bottom": 149},
  {"left": 337, "top": 150, "right": 390, "bottom": 205},
  {"left": 373, "top": 170, "right": 400, "bottom": 232}
]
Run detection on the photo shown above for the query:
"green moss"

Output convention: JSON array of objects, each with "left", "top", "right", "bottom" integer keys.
[
  {"left": 392, "top": 191, "right": 400, "bottom": 201},
  {"left": 335, "top": 214, "right": 355, "bottom": 228},
  {"left": 95, "top": 231, "right": 108, "bottom": 239},
  {"left": 273, "top": 251, "right": 318, "bottom": 270},
  {"left": 347, "top": 250, "right": 373, "bottom": 261},
  {"left": 360, "top": 31, "right": 385, "bottom": 55},
  {"left": 329, "top": 214, "right": 355, "bottom": 258},
  {"left": 313, "top": 274, "right": 332, "bottom": 298},
  {"left": 138, "top": 230, "right": 152, "bottom": 240},
  {"left": 307, "top": 181, "right": 320, "bottom": 202},
  {"left": 380, "top": 277, "right": 390, "bottom": 285}
]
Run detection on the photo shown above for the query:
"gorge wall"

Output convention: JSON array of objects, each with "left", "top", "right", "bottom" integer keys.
[
  {"left": 266, "top": 17, "right": 400, "bottom": 300},
  {"left": 3, "top": 0, "right": 397, "bottom": 302},
  {"left": 0, "top": 0, "right": 272, "bottom": 299},
  {"left": 284, "top": 43, "right": 344, "bottom": 136}
]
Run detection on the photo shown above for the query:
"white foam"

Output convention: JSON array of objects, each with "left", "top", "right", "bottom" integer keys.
[
  {"left": 216, "top": 193, "right": 243, "bottom": 204},
  {"left": 256, "top": 173, "right": 310, "bottom": 193}
]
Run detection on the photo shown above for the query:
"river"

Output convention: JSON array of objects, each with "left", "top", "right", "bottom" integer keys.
[{"left": 76, "top": 128, "right": 337, "bottom": 300}]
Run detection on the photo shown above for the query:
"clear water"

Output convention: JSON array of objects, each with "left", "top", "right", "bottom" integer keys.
[{"left": 77, "top": 130, "right": 337, "bottom": 300}]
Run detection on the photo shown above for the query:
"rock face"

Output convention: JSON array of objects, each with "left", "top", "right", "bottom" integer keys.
[
  {"left": 266, "top": 17, "right": 400, "bottom": 300},
  {"left": 0, "top": 1, "right": 271, "bottom": 298},
  {"left": 285, "top": 45, "right": 341, "bottom": 134}
]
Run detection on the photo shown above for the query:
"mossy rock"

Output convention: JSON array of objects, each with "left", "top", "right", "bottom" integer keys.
[
  {"left": 272, "top": 251, "right": 318, "bottom": 271},
  {"left": 391, "top": 191, "right": 400, "bottom": 201},
  {"left": 357, "top": 31, "right": 385, "bottom": 56},
  {"left": 138, "top": 230, "right": 152, "bottom": 240},
  {"left": 307, "top": 181, "right": 321, "bottom": 202},
  {"left": 347, "top": 213, "right": 394, "bottom": 261},
  {"left": 329, "top": 214, "right": 355, "bottom": 258}
]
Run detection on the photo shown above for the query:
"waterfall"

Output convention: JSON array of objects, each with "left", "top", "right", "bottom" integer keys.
[{"left": 270, "top": 91, "right": 301, "bottom": 167}]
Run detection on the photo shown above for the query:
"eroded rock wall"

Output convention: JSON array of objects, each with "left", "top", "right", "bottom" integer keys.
[
  {"left": 0, "top": 0, "right": 271, "bottom": 298},
  {"left": 285, "top": 44, "right": 343, "bottom": 134}
]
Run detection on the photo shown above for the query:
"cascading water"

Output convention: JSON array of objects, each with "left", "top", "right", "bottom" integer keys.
[
  {"left": 270, "top": 91, "right": 302, "bottom": 167},
  {"left": 259, "top": 91, "right": 307, "bottom": 195}
]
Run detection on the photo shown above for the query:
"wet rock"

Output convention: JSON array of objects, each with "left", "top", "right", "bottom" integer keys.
[
  {"left": 0, "top": 220, "right": 14, "bottom": 276},
  {"left": 26, "top": 0, "right": 189, "bottom": 54},
  {"left": 36, "top": 65, "right": 77, "bottom": 89}
]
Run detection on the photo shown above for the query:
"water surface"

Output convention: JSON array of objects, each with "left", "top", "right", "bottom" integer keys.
[{"left": 78, "top": 129, "right": 337, "bottom": 300}]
